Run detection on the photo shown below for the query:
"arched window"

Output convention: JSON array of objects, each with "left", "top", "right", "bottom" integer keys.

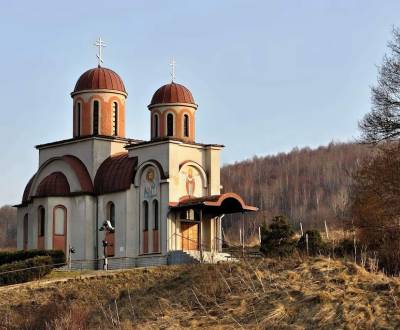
[
  {"left": 143, "top": 201, "right": 149, "bottom": 231},
  {"left": 112, "top": 102, "right": 118, "bottom": 136},
  {"left": 107, "top": 202, "right": 115, "bottom": 228},
  {"left": 167, "top": 113, "right": 174, "bottom": 137},
  {"left": 93, "top": 100, "right": 99, "bottom": 135},
  {"left": 38, "top": 206, "right": 45, "bottom": 237},
  {"left": 153, "top": 200, "right": 159, "bottom": 230},
  {"left": 53, "top": 206, "right": 67, "bottom": 253},
  {"left": 76, "top": 102, "right": 81, "bottom": 137},
  {"left": 153, "top": 114, "right": 159, "bottom": 138},
  {"left": 183, "top": 114, "right": 189, "bottom": 137}
]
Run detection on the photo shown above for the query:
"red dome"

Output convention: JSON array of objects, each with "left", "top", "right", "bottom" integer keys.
[
  {"left": 72, "top": 66, "right": 127, "bottom": 95},
  {"left": 149, "top": 82, "right": 195, "bottom": 107}
]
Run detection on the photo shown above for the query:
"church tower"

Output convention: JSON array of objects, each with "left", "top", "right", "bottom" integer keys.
[
  {"left": 70, "top": 66, "right": 127, "bottom": 138},
  {"left": 147, "top": 60, "right": 197, "bottom": 143}
]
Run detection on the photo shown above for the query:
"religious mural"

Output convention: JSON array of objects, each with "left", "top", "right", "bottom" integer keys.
[
  {"left": 179, "top": 166, "right": 204, "bottom": 199},
  {"left": 143, "top": 167, "right": 157, "bottom": 199}
]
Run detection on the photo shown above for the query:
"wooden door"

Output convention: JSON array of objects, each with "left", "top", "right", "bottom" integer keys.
[{"left": 181, "top": 222, "right": 198, "bottom": 250}]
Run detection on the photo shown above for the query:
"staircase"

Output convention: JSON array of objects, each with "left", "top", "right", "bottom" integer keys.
[{"left": 167, "top": 250, "right": 236, "bottom": 265}]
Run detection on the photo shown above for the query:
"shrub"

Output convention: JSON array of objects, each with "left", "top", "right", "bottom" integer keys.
[
  {"left": 0, "top": 249, "right": 65, "bottom": 266},
  {"left": 0, "top": 256, "right": 53, "bottom": 285},
  {"left": 297, "top": 230, "right": 327, "bottom": 255},
  {"left": 333, "top": 238, "right": 355, "bottom": 257},
  {"left": 260, "top": 215, "right": 296, "bottom": 257}
]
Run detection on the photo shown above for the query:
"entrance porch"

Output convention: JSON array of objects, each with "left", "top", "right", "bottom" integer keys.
[{"left": 168, "top": 193, "right": 258, "bottom": 257}]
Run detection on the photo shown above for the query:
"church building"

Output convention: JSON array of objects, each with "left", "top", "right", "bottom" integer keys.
[{"left": 16, "top": 43, "right": 257, "bottom": 267}]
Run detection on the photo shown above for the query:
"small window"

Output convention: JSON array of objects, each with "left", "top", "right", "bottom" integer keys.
[
  {"left": 153, "top": 200, "right": 159, "bottom": 230},
  {"left": 76, "top": 103, "right": 81, "bottom": 137},
  {"left": 93, "top": 100, "right": 99, "bottom": 135},
  {"left": 38, "top": 206, "right": 45, "bottom": 237},
  {"left": 153, "top": 114, "right": 159, "bottom": 138},
  {"left": 108, "top": 202, "right": 115, "bottom": 228},
  {"left": 143, "top": 201, "right": 149, "bottom": 231},
  {"left": 167, "top": 113, "right": 174, "bottom": 137},
  {"left": 184, "top": 114, "right": 189, "bottom": 137},
  {"left": 112, "top": 102, "right": 118, "bottom": 136}
]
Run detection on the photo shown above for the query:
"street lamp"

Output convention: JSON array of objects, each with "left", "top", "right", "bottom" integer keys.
[{"left": 99, "top": 220, "right": 115, "bottom": 270}]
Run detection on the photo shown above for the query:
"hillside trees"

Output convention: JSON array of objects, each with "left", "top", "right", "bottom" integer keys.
[
  {"left": 350, "top": 145, "right": 400, "bottom": 274},
  {"left": 0, "top": 205, "right": 17, "bottom": 249},
  {"left": 221, "top": 142, "right": 368, "bottom": 242}
]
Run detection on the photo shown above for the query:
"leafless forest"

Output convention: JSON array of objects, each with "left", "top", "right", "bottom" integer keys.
[{"left": 221, "top": 142, "right": 370, "bottom": 242}]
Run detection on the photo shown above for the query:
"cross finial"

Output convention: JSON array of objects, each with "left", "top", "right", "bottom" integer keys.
[
  {"left": 170, "top": 57, "right": 176, "bottom": 82},
  {"left": 94, "top": 37, "right": 107, "bottom": 67}
]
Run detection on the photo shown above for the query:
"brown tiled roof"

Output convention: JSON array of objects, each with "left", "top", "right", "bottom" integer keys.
[
  {"left": 72, "top": 67, "right": 127, "bottom": 95},
  {"left": 94, "top": 153, "right": 138, "bottom": 194},
  {"left": 149, "top": 82, "right": 195, "bottom": 106},
  {"left": 22, "top": 175, "right": 35, "bottom": 203},
  {"left": 169, "top": 193, "right": 258, "bottom": 214},
  {"left": 36, "top": 172, "right": 71, "bottom": 197}
]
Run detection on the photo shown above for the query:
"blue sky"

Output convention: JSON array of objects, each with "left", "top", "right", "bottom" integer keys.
[{"left": 0, "top": 0, "right": 399, "bottom": 205}]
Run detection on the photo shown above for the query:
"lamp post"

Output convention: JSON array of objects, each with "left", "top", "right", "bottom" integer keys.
[
  {"left": 68, "top": 245, "right": 76, "bottom": 270},
  {"left": 99, "top": 220, "right": 114, "bottom": 270}
]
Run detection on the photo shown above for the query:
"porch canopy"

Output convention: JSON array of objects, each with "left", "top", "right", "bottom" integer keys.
[{"left": 169, "top": 193, "right": 258, "bottom": 214}]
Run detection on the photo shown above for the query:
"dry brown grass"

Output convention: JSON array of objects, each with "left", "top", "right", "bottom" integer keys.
[{"left": 0, "top": 256, "right": 399, "bottom": 329}]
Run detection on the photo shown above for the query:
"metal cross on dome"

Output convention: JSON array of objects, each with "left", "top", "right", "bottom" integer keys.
[
  {"left": 94, "top": 37, "right": 107, "bottom": 66},
  {"left": 170, "top": 57, "right": 176, "bottom": 82}
]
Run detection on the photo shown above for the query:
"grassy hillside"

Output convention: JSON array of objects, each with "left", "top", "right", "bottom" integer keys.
[{"left": 1, "top": 257, "right": 399, "bottom": 329}]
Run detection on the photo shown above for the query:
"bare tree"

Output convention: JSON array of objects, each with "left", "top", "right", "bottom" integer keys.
[{"left": 360, "top": 28, "right": 400, "bottom": 143}]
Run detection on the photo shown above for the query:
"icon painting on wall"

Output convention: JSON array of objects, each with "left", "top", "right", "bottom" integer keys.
[
  {"left": 179, "top": 166, "right": 202, "bottom": 199},
  {"left": 144, "top": 168, "right": 157, "bottom": 198}
]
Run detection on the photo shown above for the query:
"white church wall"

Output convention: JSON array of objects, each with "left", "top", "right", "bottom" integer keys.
[
  {"left": 68, "top": 195, "right": 96, "bottom": 261},
  {"left": 31, "top": 160, "right": 81, "bottom": 194},
  {"left": 38, "top": 138, "right": 127, "bottom": 180},
  {"left": 125, "top": 185, "right": 139, "bottom": 257},
  {"left": 97, "top": 191, "right": 128, "bottom": 259}
]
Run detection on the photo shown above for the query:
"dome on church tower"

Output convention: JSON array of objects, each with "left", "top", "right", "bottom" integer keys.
[
  {"left": 149, "top": 82, "right": 195, "bottom": 107},
  {"left": 72, "top": 66, "right": 127, "bottom": 96}
]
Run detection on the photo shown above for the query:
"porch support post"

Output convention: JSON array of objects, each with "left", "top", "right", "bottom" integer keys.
[{"left": 199, "top": 208, "right": 203, "bottom": 262}]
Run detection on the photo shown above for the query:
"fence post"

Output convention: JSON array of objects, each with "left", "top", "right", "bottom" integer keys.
[{"left": 306, "top": 233, "right": 309, "bottom": 256}]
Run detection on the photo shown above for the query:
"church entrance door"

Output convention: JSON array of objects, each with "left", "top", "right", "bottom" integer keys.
[{"left": 181, "top": 222, "right": 198, "bottom": 250}]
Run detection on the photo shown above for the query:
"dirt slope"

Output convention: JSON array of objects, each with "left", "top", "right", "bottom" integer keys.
[{"left": 1, "top": 257, "right": 399, "bottom": 329}]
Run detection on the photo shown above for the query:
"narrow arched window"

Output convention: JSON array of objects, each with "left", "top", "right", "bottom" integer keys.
[
  {"left": 76, "top": 102, "right": 81, "bottom": 137},
  {"left": 38, "top": 206, "right": 45, "bottom": 237},
  {"left": 93, "top": 100, "right": 99, "bottom": 135},
  {"left": 167, "top": 113, "right": 174, "bottom": 137},
  {"left": 108, "top": 202, "right": 115, "bottom": 228},
  {"left": 153, "top": 200, "right": 159, "bottom": 230},
  {"left": 153, "top": 114, "right": 159, "bottom": 138},
  {"left": 112, "top": 102, "right": 118, "bottom": 136},
  {"left": 184, "top": 114, "right": 189, "bottom": 137},
  {"left": 143, "top": 201, "right": 149, "bottom": 231}
]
